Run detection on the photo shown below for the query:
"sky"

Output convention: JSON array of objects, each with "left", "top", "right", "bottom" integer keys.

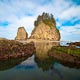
[{"left": 0, "top": 0, "right": 80, "bottom": 41}]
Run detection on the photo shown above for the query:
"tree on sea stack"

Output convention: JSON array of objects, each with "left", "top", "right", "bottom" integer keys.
[
  {"left": 15, "top": 27, "right": 28, "bottom": 40},
  {"left": 30, "top": 12, "right": 60, "bottom": 41}
]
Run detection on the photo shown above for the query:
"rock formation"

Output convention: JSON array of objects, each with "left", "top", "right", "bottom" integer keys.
[
  {"left": 30, "top": 12, "right": 60, "bottom": 41},
  {"left": 0, "top": 40, "right": 35, "bottom": 60},
  {"left": 15, "top": 27, "right": 28, "bottom": 40}
]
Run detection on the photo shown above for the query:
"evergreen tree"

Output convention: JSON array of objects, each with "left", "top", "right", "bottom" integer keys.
[{"left": 34, "top": 12, "right": 56, "bottom": 27}]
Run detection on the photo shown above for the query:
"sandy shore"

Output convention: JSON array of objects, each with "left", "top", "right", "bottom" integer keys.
[{"left": 16, "top": 39, "right": 62, "bottom": 44}]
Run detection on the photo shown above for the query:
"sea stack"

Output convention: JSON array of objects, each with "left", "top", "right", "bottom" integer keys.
[
  {"left": 30, "top": 12, "right": 60, "bottom": 41},
  {"left": 15, "top": 27, "right": 28, "bottom": 40}
]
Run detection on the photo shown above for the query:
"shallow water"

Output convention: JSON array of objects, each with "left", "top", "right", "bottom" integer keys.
[
  {"left": 76, "top": 46, "right": 80, "bottom": 48},
  {"left": 0, "top": 42, "right": 80, "bottom": 80}
]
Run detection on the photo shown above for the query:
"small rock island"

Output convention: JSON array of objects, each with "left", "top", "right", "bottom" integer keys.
[
  {"left": 30, "top": 12, "right": 60, "bottom": 41},
  {"left": 15, "top": 27, "right": 28, "bottom": 40}
]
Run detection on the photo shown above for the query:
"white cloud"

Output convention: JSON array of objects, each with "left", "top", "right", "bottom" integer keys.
[
  {"left": 60, "top": 24, "right": 80, "bottom": 41},
  {"left": 59, "top": 6, "right": 80, "bottom": 21}
]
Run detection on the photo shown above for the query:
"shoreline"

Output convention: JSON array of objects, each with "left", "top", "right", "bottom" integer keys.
[{"left": 16, "top": 39, "right": 70, "bottom": 44}]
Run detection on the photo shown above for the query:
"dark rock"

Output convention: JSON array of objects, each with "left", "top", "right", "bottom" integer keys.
[{"left": 0, "top": 40, "right": 35, "bottom": 60}]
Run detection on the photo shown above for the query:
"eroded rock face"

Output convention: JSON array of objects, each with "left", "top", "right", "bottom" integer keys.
[
  {"left": 15, "top": 27, "right": 28, "bottom": 40},
  {"left": 0, "top": 40, "right": 35, "bottom": 60},
  {"left": 30, "top": 12, "right": 60, "bottom": 41}
]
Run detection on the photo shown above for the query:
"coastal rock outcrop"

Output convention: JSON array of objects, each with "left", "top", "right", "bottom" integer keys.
[
  {"left": 0, "top": 40, "right": 35, "bottom": 60},
  {"left": 30, "top": 12, "right": 60, "bottom": 41},
  {"left": 15, "top": 27, "right": 28, "bottom": 40}
]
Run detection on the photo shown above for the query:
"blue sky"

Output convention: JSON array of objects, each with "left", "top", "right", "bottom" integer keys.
[{"left": 0, "top": 0, "right": 80, "bottom": 41}]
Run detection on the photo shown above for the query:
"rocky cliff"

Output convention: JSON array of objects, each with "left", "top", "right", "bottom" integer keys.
[
  {"left": 30, "top": 12, "right": 60, "bottom": 41},
  {"left": 15, "top": 27, "right": 28, "bottom": 40}
]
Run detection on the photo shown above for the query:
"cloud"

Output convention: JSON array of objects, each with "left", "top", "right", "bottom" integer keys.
[
  {"left": 59, "top": 6, "right": 80, "bottom": 21},
  {"left": 0, "top": 15, "right": 36, "bottom": 39},
  {"left": 60, "top": 24, "right": 80, "bottom": 41},
  {"left": 0, "top": 0, "right": 80, "bottom": 41}
]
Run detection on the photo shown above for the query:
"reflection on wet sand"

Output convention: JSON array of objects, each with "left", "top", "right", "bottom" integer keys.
[
  {"left": 34, "top": 57, "right": 63, "bottom": 80},
  {"left": 34, "top": 42, "right": 80, "bottom": 69},
  {"left": 35, "top": 56, "right": 53, "bottom": 71},
  {"left": 0, "top": 42, "right": 80, "bottom": 72},
  {"left": 0, "top": 56, "right": 31, "bottom": 71},
  {"left": 34, "top": 42, "right": 60, "bottom": 60}
]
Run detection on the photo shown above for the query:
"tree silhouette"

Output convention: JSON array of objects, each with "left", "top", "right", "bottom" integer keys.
[{"left": 34, "top": 12, "right": 56, "bottom": 27}]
